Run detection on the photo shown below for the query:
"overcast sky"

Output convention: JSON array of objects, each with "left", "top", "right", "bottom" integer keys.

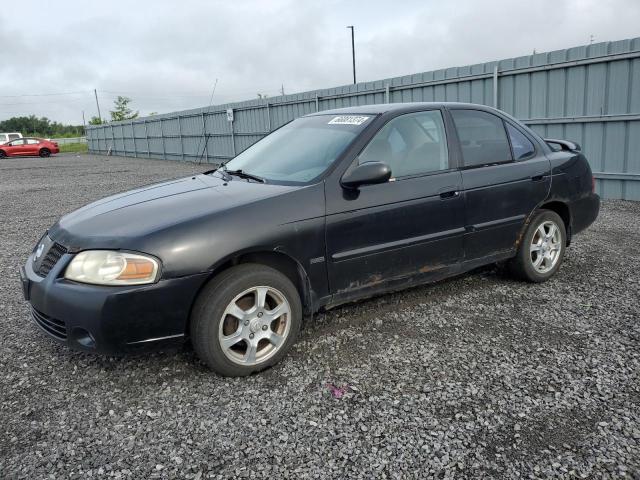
[{"left": 1, "top": 0, "right": 638, "bottom": 124}]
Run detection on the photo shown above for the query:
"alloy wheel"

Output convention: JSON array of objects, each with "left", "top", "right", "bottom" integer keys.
[
  {"left": 218, "top": 286, "right": 291, "bottom": 366},
  {"left": 529, "top": 220, "right": 562, "bottom": 274}
]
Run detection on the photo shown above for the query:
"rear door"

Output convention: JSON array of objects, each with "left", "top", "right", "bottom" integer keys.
[
  {"left": 325, "top": 109, "right": 465, "bottom": 295},
  {"left": 25, "top": 139, "right": 41, "bottom": 155},
  {"left": 448, "top": 108, "right": 551, "bottom": 261}
]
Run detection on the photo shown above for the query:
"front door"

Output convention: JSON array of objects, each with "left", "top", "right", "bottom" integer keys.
[
  {"left": 7, "top": 139, "right": 28, "bottom": 156},
  {"left": 448, "top": 108, "right": 551, "bottom": 260},
  {"left": 325, "top": 109, "right": 465, "bottom": 296}
]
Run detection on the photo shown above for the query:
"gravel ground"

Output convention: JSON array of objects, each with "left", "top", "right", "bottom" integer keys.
[{"left": 0, "top": 153, "right": 638, "bottom": 479}]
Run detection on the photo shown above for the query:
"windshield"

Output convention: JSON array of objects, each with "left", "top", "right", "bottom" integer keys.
[{"left": 222, "top": 114, "right": 373, "bottom": 184}]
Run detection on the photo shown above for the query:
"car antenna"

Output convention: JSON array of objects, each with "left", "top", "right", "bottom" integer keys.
[{"left": 196, "top": 78, "right": 218, "bottom": 166}]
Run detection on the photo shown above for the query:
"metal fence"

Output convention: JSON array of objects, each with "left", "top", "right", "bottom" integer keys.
[{"left": 87, "top": 36, "right": 640, "bottom": 200}]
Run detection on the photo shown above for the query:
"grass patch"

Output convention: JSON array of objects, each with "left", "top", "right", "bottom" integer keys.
[{"left": 59, "top": 142, "right": 88, "bottom": 154}]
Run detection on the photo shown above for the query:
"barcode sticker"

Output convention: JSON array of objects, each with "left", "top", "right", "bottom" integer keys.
[{"left": 328, "top": 115, "right": 370, "bottom": 125}]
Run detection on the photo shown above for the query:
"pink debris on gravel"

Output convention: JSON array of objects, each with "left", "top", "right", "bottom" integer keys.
[{"left": 326, "top": 383, "right": 347, "bottom": 399}]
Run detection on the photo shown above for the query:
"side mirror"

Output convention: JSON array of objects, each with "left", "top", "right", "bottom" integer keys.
[{"left": 341, "top": 161, "right": 392, "bottom": 189}]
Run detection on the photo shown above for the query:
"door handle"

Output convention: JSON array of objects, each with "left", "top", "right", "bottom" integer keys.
[
  {"left": 531, "top": 174, "right": 546, "bottom": 182},
  {"left": 439, "top": 190, "right": 459, "bottom": 199}
]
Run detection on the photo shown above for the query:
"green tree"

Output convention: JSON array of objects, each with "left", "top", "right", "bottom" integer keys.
[
  {"left": 0, "top": 115, "right": 82, "bottom": 137},
  {"left": 88, "top": 116, "right": 103, "bottom": 125},
  {"left": 110, "top": 96, "right": 138, "bottom": 122}
]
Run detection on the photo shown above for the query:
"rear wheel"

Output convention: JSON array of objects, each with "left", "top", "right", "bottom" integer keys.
[
  {"left": 509, "top": 210, "right": 566, "bottom": 282},
  {"left": 39, "top": 148, "right": 51, "bottom": 157},
  {"left": 191, "top": 264, "right": 302, "bottom": 376}
]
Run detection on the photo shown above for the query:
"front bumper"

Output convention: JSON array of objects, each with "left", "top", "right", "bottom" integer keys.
[{"left": 21, "top": 251, "right": 209, "bottom": 355}]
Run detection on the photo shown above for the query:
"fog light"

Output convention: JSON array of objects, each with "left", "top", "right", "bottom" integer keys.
[{"left": 71, "top": 328, "right": 96, "bottom": 348}]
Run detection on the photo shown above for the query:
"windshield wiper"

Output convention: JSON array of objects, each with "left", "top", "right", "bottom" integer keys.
[
  {"left": 225, "top": 169, "right": 266, "bottom": 183},
  {"left": 203, "top": 163, "right": 229, "bottom": 179}
]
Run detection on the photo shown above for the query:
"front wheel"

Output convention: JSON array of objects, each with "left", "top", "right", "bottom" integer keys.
[
  {"left": 39, "top": 148, "right": 51, "bottom": 157},
  {"left": 509, "top": 210, "right": 566, "bottom": 283},
  {"left": 0, "top": 150, "right": 6, "bottom": 158},
  {"left": 191, "top": 264, "right": 302, "bottom": 377}
]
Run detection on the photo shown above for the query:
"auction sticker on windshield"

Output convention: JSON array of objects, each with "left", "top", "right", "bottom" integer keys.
[{"left": 328, "top": 115, "right": 370, "bottom": 125}]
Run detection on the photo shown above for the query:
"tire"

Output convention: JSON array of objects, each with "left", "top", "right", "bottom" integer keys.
[
  {"left": 0, "top": 150, "right": 5, "bottom": 158},
  {"left": 39, "top": 148, "right": 51, "bottom": 157},
  {"left": 191, "top": 263, "right": 302, "bottom": 377},
  {"left": 509, "top": 209, "right": 567, "bottom": 283}
]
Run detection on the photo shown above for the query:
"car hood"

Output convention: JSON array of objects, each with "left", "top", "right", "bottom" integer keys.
[{"left": 49, "top": 173, "right": 299, "bottom": 249}]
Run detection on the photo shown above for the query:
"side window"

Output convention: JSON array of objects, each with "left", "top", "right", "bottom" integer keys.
[
  {"left": 505, "top": 123, "right": 535, "bottom": 160},
  {"left": 8, "top": 134, "right": 21, "bottom": 141},
  {"left": 450, "top": 109, "right": 512, "bottom": 167},
  {"left": 10, "top": 139, "right": 25, "bottom": 146},
  {"left": 358, "top": 110, "right": 449, "bottom": 178},
  {"left": 27, "top": 139, "right": 40, "bottom": 144}
]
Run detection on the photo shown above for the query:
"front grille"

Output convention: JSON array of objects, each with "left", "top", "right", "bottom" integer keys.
[
  {"left": 31, "top": 307, "right": 67, "bottom": 340},
  {"left": 37, "top": 242, "right": 67, "bottom": 277}
]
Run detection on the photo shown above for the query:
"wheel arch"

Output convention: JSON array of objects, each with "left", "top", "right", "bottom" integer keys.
[
  {"left": 516, "top": 200, "right": 572, "bottom": 252},
  {"left": 186, "top": 249, "right": 312, "bottom": 335},
  {"left": 538, "top": 200, "right": 572, "bottom": 246}
]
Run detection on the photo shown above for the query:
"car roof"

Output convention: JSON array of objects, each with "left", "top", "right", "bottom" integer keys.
[
  {"left": 303, "top": 101, "right": 550, "bottom": 152},
  {"left": 306, "top": 102, "right": 498, "bottom": 116}
]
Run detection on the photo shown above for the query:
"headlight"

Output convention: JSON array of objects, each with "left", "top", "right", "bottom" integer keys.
[{"left": 64, "top": 250, "right": 160, "bottom": 286}]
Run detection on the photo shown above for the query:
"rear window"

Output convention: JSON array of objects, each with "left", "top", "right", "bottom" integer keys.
[{"left": 451, "top": 109, "right": 512, "bottom": 167}]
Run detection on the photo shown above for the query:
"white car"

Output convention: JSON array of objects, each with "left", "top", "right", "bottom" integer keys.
[{"left": 0, "top": 132, "right": 22, "bottom": 144}]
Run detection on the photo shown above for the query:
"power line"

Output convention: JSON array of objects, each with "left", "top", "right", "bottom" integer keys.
[
  {"left": 100, "top": 90, "right": 213, "bottom": 98},
  {"left": 0, "top": 91, "right": 90, "bottom": 98},
  {"left": 0, "top": 85, "right": 301, "bottom": 102},
  {"left": 0, "top": 97, "right": 89, "bottom": 106},
  {"left": 98, "top": 87, "right": 284, "bottom": 99}
]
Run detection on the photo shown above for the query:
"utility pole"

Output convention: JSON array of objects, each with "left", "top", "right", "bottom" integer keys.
[
  {"left": 347, "top": 25, "right": 356, "bottom": 84},
  {"left": 280, "top": 84, "right": 285, "bottom": 96},
  {"left": 82, "top": 110, "right": 86, "bottom": 135},
  {"left": 94, "top": 89, "right": 102, "bottom": 122}
]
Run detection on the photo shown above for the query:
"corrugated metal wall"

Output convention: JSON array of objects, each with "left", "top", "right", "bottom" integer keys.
[{"left": 87, "top": 37, "right": 640, "bottom": 200}]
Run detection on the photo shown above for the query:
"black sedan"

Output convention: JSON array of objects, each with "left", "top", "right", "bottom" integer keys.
[{"left": 21, "top": 103, "right": 600, "bottom": 376}]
